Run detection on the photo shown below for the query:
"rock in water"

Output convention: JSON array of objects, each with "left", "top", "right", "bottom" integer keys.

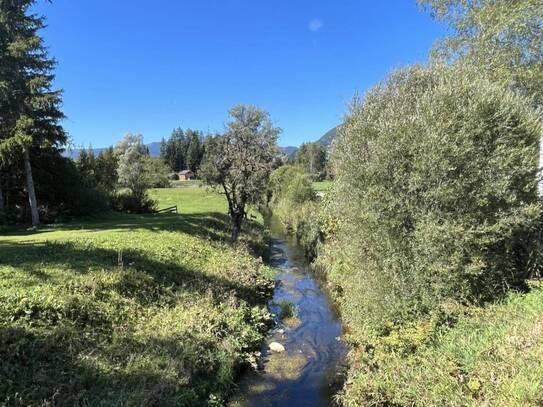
[{"left": 269, "top": 342, "right": 285, "bottom": 353}]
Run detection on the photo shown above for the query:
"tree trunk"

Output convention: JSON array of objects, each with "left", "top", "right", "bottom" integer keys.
[
  {"left": 23, "top": 146, "right": 39, "bottom": 226},
  {"left": 230, "top": 210, "right": 244, "bottom": 242},
  {"left": 0, "top": 180, "right": 4, "bottom": 218}
]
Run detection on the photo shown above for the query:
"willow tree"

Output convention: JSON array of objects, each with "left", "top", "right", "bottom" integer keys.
[
  {"left": 0, "top": 0, "right": 66, "bottom": 225},
  {"left": 419, "top": 0, "right": 543, "bottom": 104},
  {"left": 325, "top": 64, "right": 542, "bottom": 334},
  {"left": 200, "top": 105, "right": 280, "bottom": 242}
]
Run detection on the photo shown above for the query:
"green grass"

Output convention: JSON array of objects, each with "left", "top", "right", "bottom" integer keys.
[
  {"left": 340, "top": 283, "right": 543, "bottom": 407},
  {"left": 0, "top": 185, "right": 274, "bottom": 406},
  {"left": 312, "top": 180, "right": 333, "bottom": 192},
  {"left": 149, "top": 186, "right": 264, "bottom": 223},
  {"left": 170, "top": 179, "right": 200, "bottom": 188}
]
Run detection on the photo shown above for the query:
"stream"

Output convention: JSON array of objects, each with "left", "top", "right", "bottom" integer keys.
[{"left": 233, "top": 218, "right": 346, "bottom": 406}]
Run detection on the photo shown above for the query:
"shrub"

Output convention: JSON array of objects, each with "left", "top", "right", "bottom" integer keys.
[
  {"left": 34, "top": 152, "right": 110, "bottom": 219},
  {"left": 269, "top": 166, "right": 323, "bottom": 257},
  {"left": 268, "top": 165, "right": 306, "bottom": 203},
  {"left": 284, "top": 172, "right": 315, "bottom": 204},
  {"left": 322, "top": 64, "right": 543, "bottom": 337},
  {"left": 112, "top": 189, "right": 157, "bottom": 214}
]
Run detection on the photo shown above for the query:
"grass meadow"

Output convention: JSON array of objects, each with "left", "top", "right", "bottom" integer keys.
[{"left": 0, "top": 185, "right": 274, "bottom": 406}]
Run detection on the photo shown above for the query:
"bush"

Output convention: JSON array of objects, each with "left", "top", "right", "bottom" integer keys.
[
  {"left": 268, "top": 165, "right": 305, "bottom": 202},
  {"left": 34, "top": 152, "right": 110, "bottom": 219},
  {"left": 269, "top": 166, "right": 322, "bottom": 258},
  {"left": 112, "top": 189, "right": 157, "bottom": 214},
  {"left": 321, "top": 64, "right": 543, "bottom": 337},
  {"left": 284, "top": 172, "right": 315, "bottom": 204}
]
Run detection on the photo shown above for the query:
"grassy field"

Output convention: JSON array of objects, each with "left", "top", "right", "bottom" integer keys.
[
  {"left": 340, "top": 283, "right": 543, "bottom": 406},
  {"left": 312, "top": 180, "right": 333, "bottom": 192},
  {"left": 0, "top": 185, "right": 274, "bottom": 406}
]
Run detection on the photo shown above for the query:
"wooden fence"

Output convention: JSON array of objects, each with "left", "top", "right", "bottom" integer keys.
[{"left": 155, "top": 205, "right": 178, "bottom": 214}]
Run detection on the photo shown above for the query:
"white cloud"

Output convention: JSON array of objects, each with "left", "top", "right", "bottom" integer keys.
[{"left": 308, "top": 18, "right": 323, "bottom": 32}]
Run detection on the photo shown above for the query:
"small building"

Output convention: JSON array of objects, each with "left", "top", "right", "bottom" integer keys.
[{"left": 178, "top": 170, "right": 194, "bottom": 181}]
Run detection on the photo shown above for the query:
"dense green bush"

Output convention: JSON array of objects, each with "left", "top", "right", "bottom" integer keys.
[
  {"left": 320, "top": 64, "right": 543, "bottom": 337},
  {"left": 269, "top": 165, "right": 322, "bottom": 258},
  {"left": 112, "top": 189, "right": 157, "bottom": 214},
  {"left": 35, "top": 152, "right": 110, "bottom": 219}
]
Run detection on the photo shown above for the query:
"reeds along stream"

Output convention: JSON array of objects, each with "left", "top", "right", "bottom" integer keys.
[{"left": 233, "top": 217, "right": 346, "bottom": 407}]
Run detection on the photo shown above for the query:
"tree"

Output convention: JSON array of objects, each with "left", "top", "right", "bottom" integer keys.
[
  {"left": 146, "top": 157, "right": 170, "bottom": 188},
  {"left": 185, "top": 129, "right": 203, "bottom": 172},
  {"left": 294, "top": 142, "right": 327, "bottom": 179},
  {"left": 419, "top": 0, "right": 543, "bottom": 105},
  {"left": 0, "top": 0, "right": 66, "bottom": 226},
  {"left": 159, "top": 137, "right": 168, "bottom": 164},
  {"left": 170, "top": 127, "right": 186, "bottom": 172},
  {"left": 115, "top": 133, "right": 152, "bottom": 203},
  {"left": 95, "top": 146, "right": 118, "bottom": 191},
  {"left": 76, "top": 146, "right": 96, "bottom": 180},
  {"left": 200, "top": 105, "right": 281, "bottom": 242}
]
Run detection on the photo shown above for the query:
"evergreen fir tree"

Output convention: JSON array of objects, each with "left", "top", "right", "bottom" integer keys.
[{"left": 0, "top": 0, "right": 66, "bottom": 225}]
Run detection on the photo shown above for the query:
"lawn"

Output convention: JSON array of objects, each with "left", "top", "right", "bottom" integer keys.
[{"left": 0, "top": 185, "right": 274, "bottom": 406}]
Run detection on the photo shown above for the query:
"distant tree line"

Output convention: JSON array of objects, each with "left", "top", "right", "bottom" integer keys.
[{"left": 159, "top": 128, "right": 205, "bottom": 174}]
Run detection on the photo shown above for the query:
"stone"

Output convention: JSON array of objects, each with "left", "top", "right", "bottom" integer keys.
[{"left": 269, "top": 342, "right": 285, "bottom": 353}]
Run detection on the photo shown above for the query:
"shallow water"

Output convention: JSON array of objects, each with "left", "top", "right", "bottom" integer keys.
[{"left": 233, "top": 219, "right": 346, "bottom": 407}]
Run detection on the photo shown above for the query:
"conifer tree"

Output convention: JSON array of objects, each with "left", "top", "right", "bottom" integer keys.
[
  {"left": 185, "top": 129, "right": 202, "bottom": 172},
  {"left": 0, "top": 0, "right": 66, "bottom": 225}
]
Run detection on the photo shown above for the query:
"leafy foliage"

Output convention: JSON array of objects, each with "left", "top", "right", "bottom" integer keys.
[
  {"left": 159, "top": 128, "right": 205, "bottom": 173},
  {"left": 321, "top": 64, "right": 542, "bottom": 338},
  {"left": 420, "top": 0, "right": 543, "bottom": 105},
  {"left": 0, "top": 0, "right": 66, "bottom": 224},
  {"left": 115, "top": 133, "right": 164, "bottom": 213},
  {"left": 294, "top": 142, "right": 328, "bottom": 180},
  {"left": 200, "top": 105, "right": 280, "bottom": 241},
  {"left": 269, "top": 166, "right": 322, "bottom": 259}
]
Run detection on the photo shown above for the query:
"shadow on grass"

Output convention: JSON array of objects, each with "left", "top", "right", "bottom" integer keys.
[
  {"left": 0, "top": 237, "right": 270, "bottom": 306},
  {"left": 0, "top": 211, "right": 272, "bottom": 405},
  {"left": 1, "top": 211, "right": 229, "bottom": 239},
  {"left": 1, "top": 211, "right": 267, "bottom": 254},
  {"left": 0, "top": 326, "right": 224, "bottom": 406}
]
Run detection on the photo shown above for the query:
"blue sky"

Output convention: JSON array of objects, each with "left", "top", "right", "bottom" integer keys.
[{"left": 34, "top": 1, "right": 445, "bottom": 148}]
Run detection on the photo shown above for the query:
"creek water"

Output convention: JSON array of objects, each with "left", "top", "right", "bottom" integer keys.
[{"left": 233, "top": 218, "right": 346, "bottom": 406}]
